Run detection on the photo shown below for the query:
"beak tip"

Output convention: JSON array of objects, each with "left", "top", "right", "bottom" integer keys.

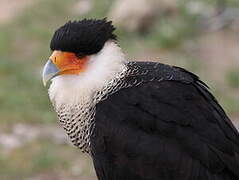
[{"left": 42, "top": 59, "right": 60, "bottom": 87}]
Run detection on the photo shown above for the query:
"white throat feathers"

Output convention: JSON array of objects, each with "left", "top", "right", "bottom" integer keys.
[{"left": 48, "top": 41, "right": 127, "bottom": 109}]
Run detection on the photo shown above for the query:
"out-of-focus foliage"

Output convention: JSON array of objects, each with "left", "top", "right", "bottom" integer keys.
[
  {"left": 227, "top": 68, "right": 239, "bottom": 88},
  {"left": 0, "top": 0, "right": 238, "bottom": 179}
]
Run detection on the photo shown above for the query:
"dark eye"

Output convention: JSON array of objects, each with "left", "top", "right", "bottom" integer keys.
[
  {"left": 75, "top": 53, "right": 86, "bottom": 59},
  {"left": 53, "top": 57, "right": 57, "bottom": 63}
]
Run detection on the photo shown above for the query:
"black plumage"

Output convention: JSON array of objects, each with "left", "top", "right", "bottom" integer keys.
[
  {"left": 46, "top": 18, "right": 239, "bottom": 180},
  {"left": 50, "top": 19, "right": 116, "bottom": 55},
  {"left": 91, "top": 62, "right": 239, "bottom": 180}
]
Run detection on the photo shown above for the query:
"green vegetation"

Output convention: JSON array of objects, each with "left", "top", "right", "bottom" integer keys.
[
  {"left": 226, "top": 68, "right": 239, "bottom": 89},
  {"left": 0, "top": 140, "right": 85, "bottom": 179}
]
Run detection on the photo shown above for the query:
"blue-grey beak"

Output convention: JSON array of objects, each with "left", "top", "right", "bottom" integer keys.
[{"left": 42, "top": 60, "right": 60, "bottom": 86}]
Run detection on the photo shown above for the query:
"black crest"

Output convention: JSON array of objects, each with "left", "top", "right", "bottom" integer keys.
[{"left": 50, "top": 18, "right": 117, "bottom": 55}]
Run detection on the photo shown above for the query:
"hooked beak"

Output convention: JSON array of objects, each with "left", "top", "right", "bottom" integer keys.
[{"left": 42, "top": 60, "right": 60, "bottom": 86}]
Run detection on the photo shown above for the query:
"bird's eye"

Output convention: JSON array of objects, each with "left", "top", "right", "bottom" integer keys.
[
  {"left": 53, "top": 57, "right": 57, "bottom": 63},
  {"left": 75, "top": 53, "right": 86, "bottom": 59}
]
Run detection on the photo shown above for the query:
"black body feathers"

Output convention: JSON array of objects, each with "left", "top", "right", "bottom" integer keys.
[
  {"left": 91, "top": 62, "right": 239, "bottom": 180},
  {"left": 50, "top": 19, "right": 116, "bottom": 55},
  {"left": 49, "top": 18, "right": 239, "bottom": 180}
]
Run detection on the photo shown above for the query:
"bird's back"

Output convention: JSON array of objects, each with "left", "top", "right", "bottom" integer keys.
[{"left": 91, "top": 61, "right": 239, "bottom": 180}]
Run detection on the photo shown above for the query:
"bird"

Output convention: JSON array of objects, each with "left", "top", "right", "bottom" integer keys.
[{"left": 42, "top": 18, "right": 239, "bottom": 180}]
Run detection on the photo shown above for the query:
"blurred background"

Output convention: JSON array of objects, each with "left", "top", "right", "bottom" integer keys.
[{"left": 0, "top": 0, "right": 239, "bottom": 179}]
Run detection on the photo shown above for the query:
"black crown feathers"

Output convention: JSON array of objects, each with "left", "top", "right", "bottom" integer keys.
[{"left": 50, "top": 18, "right": 117, "bottom": 55}]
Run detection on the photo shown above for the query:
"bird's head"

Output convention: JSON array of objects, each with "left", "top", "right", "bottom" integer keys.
[
  {"left": 42, "top": 19, "right": 117, "bottom": 85},
  {"left": 42, "top": 19, "right": 126, "bottom": 106}
]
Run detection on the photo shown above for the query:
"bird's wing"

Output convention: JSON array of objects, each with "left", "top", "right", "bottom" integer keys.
[{"left": 92, "top": 62, "right": 239, "bottom": 180}]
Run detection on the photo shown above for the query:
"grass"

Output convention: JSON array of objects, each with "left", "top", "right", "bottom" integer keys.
[
  {"left": 226, "top": 68, "right": 239, "bottom": 89},
  {"left": 146, "top": 12, "right": 198, "bottom": 49},
  {"left": 0, "top": 139, "right": 92, "bottom": 180}
]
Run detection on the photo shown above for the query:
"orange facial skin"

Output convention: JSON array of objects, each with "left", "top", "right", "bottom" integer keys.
[{"left": 50, "top": 51, "right": 89, "bottom": 75}]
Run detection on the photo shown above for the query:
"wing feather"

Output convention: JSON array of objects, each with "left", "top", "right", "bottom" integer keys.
[{"left": 92, "top": 62, "right": 239, "bottom": 180}]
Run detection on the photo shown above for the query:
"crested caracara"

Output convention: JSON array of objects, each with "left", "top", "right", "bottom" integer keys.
[{"left": 42, "top": 19, "right": 239, "bottom": 180}]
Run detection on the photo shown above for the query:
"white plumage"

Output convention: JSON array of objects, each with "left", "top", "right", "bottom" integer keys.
[{"left": 48, "top": 41, "right": 127, "bottom": 109}]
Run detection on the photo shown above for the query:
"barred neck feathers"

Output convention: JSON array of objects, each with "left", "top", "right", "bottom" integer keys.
[{"left": 48, "top": 41, "right": 127, "bottom": 109}]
